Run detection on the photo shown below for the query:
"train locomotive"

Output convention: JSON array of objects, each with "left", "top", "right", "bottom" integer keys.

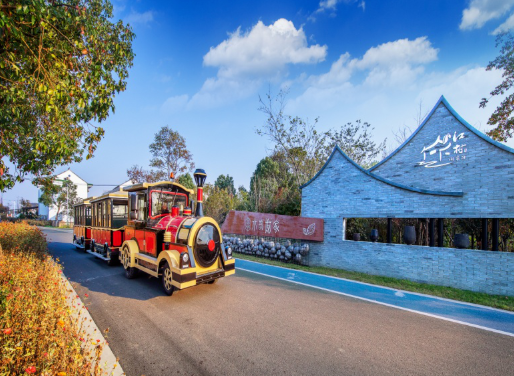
[{"left": 72, "top": 169, "right": 235, "bottom": 295}]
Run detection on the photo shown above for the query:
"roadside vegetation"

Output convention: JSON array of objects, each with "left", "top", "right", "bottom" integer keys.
[
  {"left": 234, "top": 253, "right": 514, "bottom": 312},
  {"left": 0, "top": 222, "right": 104, "bottom": 375}
]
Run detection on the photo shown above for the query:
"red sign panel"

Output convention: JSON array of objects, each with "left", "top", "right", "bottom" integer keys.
[{"left": 221, "top": 210, "right": 324, "bottom": 242}]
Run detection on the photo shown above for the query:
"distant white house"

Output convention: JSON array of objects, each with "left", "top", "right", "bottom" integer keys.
[{"left": 38, "top": 169, "right": 92, "bottom": 221}]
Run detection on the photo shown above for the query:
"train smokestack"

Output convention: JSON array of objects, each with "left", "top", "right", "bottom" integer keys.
[{"left": 193, "top": 169, "right": 206, "bottom": 217}]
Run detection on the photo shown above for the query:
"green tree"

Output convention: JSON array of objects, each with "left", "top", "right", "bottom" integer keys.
[
  {"left": 325, "top": 120, "right": 387, "bottom": 169},
  {"left": 149, "top": 126, "right": 195, "bottom": 179},
  {"left": 39, "top": 179, "right": 77, "bottom": 221},
  {"left": 203, "top": 184, "right": 236, "bottom": 224},
  {"left": 257, "top": 89, "right": 327, "bottom": 187},
  {"left": 176, "top": 173, "right": 195, "bottom": 190},
  {"left": 480, "top": 32, "right": 514, "bottom": 141},
  {"left": 0, "top": 0, "right": 135, "bottom": 191},
  {"left": 214, "top": 174, "right": 235, "bottom": 196},
  {"left": 235, "top": 185, "right": 251, "bottom": 212},
  {"left": 249, "top": 153, "right": 300, "bottom": 215}
]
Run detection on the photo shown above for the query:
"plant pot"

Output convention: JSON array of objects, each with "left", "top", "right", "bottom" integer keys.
[
  {"left": 454, "top": 234, "right": 470, "bottom": 249},
  {"left": 403, "top": 226, "right": 416, "bottom": 245},
  {"left": 370, "top": 229, "right": 379, "bottom": 242},
  {"left": 352, "top": 233, "right": 360, "bottom": 241}
]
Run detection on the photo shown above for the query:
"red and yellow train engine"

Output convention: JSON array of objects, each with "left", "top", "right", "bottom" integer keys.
[{"left": 119, "top": 169, "right": 235, "bottom": 295}]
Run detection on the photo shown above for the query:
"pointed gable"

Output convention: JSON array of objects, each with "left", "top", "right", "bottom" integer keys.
[
  {"left": 301, "top": 96, "right": 514, "bottom": 219},
  {"left": 370, "top": 96, "right": 514, "bottom": 192}
]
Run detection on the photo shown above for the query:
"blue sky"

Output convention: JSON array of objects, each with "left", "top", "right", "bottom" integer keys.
[{"left": 4, "top": 0, "right": 514, "bottom": 207}]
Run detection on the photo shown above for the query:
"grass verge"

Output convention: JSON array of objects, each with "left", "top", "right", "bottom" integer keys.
[
  {"left": 0, "top": 222, "right": 104, "bottom": 375},
  {"left": 234, "top": 253, "right": 514, "bottom": 312}
]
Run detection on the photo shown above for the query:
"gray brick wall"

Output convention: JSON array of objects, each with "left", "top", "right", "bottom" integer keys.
[
  {"left": 309, "top": 238, "right": 514, "bottom": 296},
  {"left": 301, "top": 97, "right": 514, "bottom": 296},
  {"left": 371, "top": 101, "right": 514, "bottom": 218}
]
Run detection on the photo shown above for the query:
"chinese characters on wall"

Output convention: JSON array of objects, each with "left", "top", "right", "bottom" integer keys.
[
  {"left": 417, "top": 131, "right": 467, "bottom": 168},
  {"left": 244, "top": 217, "right": 280, "bottom": 234},
  {"left": 222, "top": 211, "right": 324, "bottom": 241}
]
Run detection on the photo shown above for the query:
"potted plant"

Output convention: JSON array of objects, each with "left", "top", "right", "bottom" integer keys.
[{"left": 403, "top": 226, "right": 416, "bottom": 245}]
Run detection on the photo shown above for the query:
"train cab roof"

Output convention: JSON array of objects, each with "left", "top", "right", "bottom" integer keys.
[
  {"left": 90, "top": 190, "right": 128, "bottom": 203},
  {"left": 122, "top": 181, "right": 194, "bottom": 195}
]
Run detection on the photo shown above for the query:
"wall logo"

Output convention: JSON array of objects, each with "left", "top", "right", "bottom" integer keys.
[
  {"left": 417, "top": 131, "right": 467, "bottom": 168},
  {"left": 303, "top": 223, "right": 316, "bottom": 236}
]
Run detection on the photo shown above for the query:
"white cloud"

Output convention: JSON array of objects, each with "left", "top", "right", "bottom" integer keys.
[
  {"left": 460, "top": 0, "right": 514, "bottom": 30},
  {"left": 124, "top": 10, "right": 155, "bottom": 25},
  {"left": 352, "top": 37, "right": 438, "bottom": 69},
  {"left": 318, "top": 0, "right": 339, "bottom": 11},
  {"left": 286, "top": 47, "right": 504, "bottom": 151},
  {"left": 203, "top": 19, "right": 327, "bottom": 79},
  {"left": 163, "top": 19, "right": 327, "bottom": 111},
  {"left": 306, "top": 37, "right": 438, "bottom": 91},
  {"left": 493, "top": 12, "right": 514, "bottom": 34}
]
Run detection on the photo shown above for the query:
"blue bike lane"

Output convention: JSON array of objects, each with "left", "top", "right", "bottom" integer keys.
[{"left": 236, "top": 259, "right": 514, "bottom": 337}]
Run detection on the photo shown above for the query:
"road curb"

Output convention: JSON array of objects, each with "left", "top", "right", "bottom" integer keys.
[{"left": 62, "top": 275, "right": 125, "bottom": 376}]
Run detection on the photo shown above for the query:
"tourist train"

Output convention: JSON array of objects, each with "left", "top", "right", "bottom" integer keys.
[{"left": 72, "top": 169, "right": 235, "bottom": 295}]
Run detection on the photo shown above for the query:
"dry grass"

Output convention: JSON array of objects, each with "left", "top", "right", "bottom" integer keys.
[{"left": 0, "top": 222, "right": 105, "bottom": 375}]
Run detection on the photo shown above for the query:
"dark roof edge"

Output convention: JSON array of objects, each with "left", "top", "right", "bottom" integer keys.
[
  {"left": 370, "top": 95, "right": 514, "bottom": 172},
  {"left": 300, "top": 145, "right": 463, "bottom": 197}
]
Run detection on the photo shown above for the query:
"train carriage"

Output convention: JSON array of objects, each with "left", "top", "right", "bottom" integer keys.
[
  {"left": 119, "top": 169, "right": 235, "bottom": 295},
  {"left": 89, "top": 190, "right": 129, "bottom": 266},
  {"left": 73, "top": 199, "right": 93, "bottom": 250}
]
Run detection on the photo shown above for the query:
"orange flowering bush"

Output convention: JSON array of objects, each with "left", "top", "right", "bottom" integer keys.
[
  {"left": 0, "top": 222, "right": 104, "bottom": 375},
  {"left": 0, "top": 222, "right": 47, "bottom": 259}
]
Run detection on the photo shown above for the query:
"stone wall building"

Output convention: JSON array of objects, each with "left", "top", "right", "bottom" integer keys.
[{"left": 300, "top": 96, "right": 514, "bottom": 296}]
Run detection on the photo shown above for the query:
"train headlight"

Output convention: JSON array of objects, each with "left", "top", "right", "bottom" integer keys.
[
  {"left": 180, "top": 252, "right": 190, "bottom": 269},
  {"left": 227, "top": 247, "right": 232, "bottom": 258}
]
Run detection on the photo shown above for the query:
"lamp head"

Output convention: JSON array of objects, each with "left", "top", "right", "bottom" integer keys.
[{"left": 193, "top": 169, "right": 207, "bottom": 188}]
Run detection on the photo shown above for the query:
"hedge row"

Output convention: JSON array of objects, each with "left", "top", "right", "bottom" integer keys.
[{"left": 0, "top": 222, "right": 104, "bottom": 375}]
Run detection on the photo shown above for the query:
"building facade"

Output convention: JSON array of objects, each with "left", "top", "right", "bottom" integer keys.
[
  {"left": 300, "top": 96, "right": 514, "bottom": 296},
  {"left": 38, "top": 169, "right": 91, "bottom": 221}
]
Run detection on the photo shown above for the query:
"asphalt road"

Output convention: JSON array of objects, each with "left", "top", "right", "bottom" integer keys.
[{"left": 45, "top": 228, "right": 514, "bottom": 376}]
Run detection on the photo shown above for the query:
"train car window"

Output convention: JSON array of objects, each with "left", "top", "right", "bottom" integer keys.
[
  {"left": 137, "top": 194, "right": 146, "bottom": 221},
  {"left": 149, "top": 190, "right": 188, "bottom": 218},
  {"left": 98, "top": 202, "right": 102, "bottom": 227},
  {"left": 113, "top": 203, "right": 128, "bottom": 218},
  {"left": 85, "top": 206, "right": 91, "bottom": 227},
  {"left": 106, "top": 200, "right": 111, "bottom": 228}
]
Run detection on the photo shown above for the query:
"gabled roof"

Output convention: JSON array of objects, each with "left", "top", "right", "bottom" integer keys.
[
  {"left": 369, "top": 95, "right": 514, "bottom": 172},
  {"left": 55, "top": 168, "right": 89, "bottom": 185},
  {"left": 300, "top": 145, "right": 463, "bottom": 196}
]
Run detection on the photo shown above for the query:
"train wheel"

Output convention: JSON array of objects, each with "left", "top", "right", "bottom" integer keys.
[
  {"left": 121, "top": 245, "right": 138, "bottom": 279},
  {"left": 208, "top": 279, "right": 217, "bottom": 284},
  {"left": 161, "top": 262, "right": 175, "bottom": 296}
]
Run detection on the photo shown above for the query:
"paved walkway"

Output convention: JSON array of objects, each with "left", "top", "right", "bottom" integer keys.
[{"left": 236, "top": 259, "right": 514, "bottom": 337}]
